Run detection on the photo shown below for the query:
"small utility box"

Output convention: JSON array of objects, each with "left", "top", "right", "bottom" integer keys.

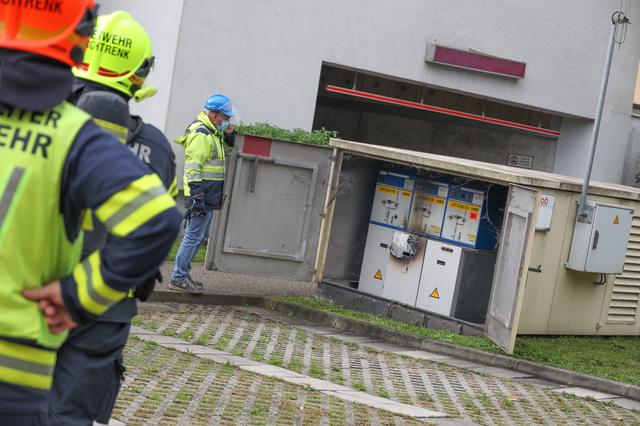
[{"left": 566, "top": 202, "right": 634, "bottom": 274}]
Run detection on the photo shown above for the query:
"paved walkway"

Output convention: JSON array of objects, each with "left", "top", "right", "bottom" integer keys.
[
  {"left": 113, "top": 302, "right": 640, "bottom": 425},
  {"left": 158, "top": 262, "right": 316, "bottom": 297}
]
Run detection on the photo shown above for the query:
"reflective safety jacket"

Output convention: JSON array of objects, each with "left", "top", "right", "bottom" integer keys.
[
  {"left": 175, "top": 111, "right": 225, "bottom": 210},
  {"left": 0, "top": 101, "right": 180, "bottom": 390},
  {"left": 75, "top": 86, "right": 178, "bottom": 323}
]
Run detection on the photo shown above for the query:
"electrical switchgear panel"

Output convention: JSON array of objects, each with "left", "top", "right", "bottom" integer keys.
[
  {"left": 440, "top": 185, "right": 502, "bottom": 250},
  {"left": 441, "top": 187, "right": 485, "bottom": 247},
  {"left": 408, "top": 180, "right": 448, "bottom": 238},
  {"left": 369, "top": 171, "right": 414, "bottom": 230}
]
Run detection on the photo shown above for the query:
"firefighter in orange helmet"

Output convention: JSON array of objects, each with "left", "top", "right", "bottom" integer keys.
[{"left": 0, "top": 2, "right": 181, "bottom": 424}]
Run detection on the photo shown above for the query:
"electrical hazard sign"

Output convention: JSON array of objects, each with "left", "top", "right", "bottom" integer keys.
[
  {"left": 613, "top": 215, "right": 619, "bottom": 225},
  {"left": 430, "top": 288, "right": 440, "bottom": 299},
  {"left": 373, "top": 270, "right": 383, "bottom": 280}
]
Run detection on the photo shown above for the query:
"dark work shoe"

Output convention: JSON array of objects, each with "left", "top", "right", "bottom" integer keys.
[{"left": 170, "top": 278, "right": 203, "bottom": 295}]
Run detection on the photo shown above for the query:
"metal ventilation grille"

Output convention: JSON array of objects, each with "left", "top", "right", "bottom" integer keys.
[{"left": 607, "top": 216, "right": 640, "bottom": 323}]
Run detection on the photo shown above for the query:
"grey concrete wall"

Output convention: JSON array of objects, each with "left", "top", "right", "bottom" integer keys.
[
  {"left": 554, "top": 52, "right": 640, "bottom": 183},
  {"left": 103, "top": 0, "right": 640, "bottom": 184},
  {"left": 314, "top": 105, "right": 557, "bottom": 172},
  {"left": 622, "top": 115, "right": 640, "bottom": 186},
  {"left": 98, "top": 1, "right": 184, "bottom": 132},
  {"left": 168, "top": 0, "right": 639, "bottom": 130}
]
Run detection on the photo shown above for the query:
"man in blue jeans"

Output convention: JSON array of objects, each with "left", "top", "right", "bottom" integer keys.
[{"left": 171, "top": 94, "right": 236, "bottom": 294}]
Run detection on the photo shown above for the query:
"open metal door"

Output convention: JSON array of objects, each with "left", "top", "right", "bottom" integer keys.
[
  {"left": 208, "top": 136, "right": 333, "bottom": 282},
  {"left": 485, "top": 185, "right": 538, "bottom": 353}
]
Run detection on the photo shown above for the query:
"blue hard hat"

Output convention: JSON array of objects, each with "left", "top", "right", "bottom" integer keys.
[{"left": 204, "top": 94, "right": 235, "bottom": 117}]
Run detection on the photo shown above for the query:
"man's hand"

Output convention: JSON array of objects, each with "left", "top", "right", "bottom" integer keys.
[
  {"left": 191, "top": 193, "right": 207, "bottom": 217},
  {"left": 225, "top": 124, "right": 234, "bottom": 135},
  {"left": 23, "top": 281, "right": 77, "bottom": 333}
]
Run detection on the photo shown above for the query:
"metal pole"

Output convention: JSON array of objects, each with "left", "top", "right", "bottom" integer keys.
[{"left": 577, "top": 13, "right": 624, "bottom": 221}]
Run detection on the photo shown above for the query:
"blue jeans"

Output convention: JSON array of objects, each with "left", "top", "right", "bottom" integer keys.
[{"left": 172, "top": 210, "right": 214, "bottom": 282}]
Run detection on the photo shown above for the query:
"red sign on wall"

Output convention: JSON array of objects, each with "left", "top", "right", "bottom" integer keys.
[{"left": 426, "top": 43, "right": 526, "bottom": 79}]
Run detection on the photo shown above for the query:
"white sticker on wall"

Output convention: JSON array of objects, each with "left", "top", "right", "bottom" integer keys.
[{"left": 536, "top": 194, "right": 556, "bottom": 231}]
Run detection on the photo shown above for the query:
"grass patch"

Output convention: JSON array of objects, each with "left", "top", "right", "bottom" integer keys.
[
  {"left": 377, "top": 389, "right": 389, "bottom": 399},
  {"left": 268, "top": 356, "right": 283, "bottom": 367},
  {"left": 513, "top": 335, "right": 640, "bottom": 387},
  {"left": 418, "top": 393, "right": 432, "bottom": 402},
  {"left": 309, "top": 361, "right": 324, "bottom": 378},
  {"left": 179, "top": 328, "right": 194, "bottom": 340},
  {"left": 195, "top": 335, "right": 210, "bottom": 346},
  {"left": 281, "top": 296, "right": 640, "bottom": 386},
  {"left": 161, "top": 328, "right": 176, "bottom": 337},
  {"left": 500, "top": 398, "right": 513, "bottom": 409},
  {"left": 288, "top": 357, "right": 303, "bottom": 373},
  {"left": 281, "top": 297, "right": 499, "bottom": 353},
  {"left": 352, "top": 382, "right": 366, "bottom": 392},
  {"left": 166, "top": 238, "right": 206, "bottom": 263},
  {"left": 251, "top": 402, "right": 268, "bottom": 417}
]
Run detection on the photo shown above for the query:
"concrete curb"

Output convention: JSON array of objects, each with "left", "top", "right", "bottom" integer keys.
[{"left": 148, "top": 289, "right": 640, "bottom": 402}]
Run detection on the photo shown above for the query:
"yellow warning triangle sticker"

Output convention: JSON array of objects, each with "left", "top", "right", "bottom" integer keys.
[
  {"left": 373, "top": 270, "right": 383, "bottom": 280},
  {"left": 430, "top": 288, "right": 440, "bottom": 299},
  {"left": 613, "top": 215, "right": 619, "bottom": 225}
]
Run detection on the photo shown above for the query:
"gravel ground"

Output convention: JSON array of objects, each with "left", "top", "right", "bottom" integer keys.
[{"left": 159, "top": 262, "right": 316, "bottom": 298}]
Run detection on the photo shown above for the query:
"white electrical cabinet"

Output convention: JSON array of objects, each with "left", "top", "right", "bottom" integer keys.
[
  {"left": 381, "top": 232, "right": 426, "bottom": 305},
  {"left": 409, "top": 180, "right": 448, "bottom": 237},
  {"left": 359, "top": 224, "right": 395, "bottom": 297},
  {"left": 370, "top": 172, "right": 414, "bottom": 230},
  {"left": 566, "top": 202, "right": 634, "bottom": 274},
  {"left": 415, "top": 240, "right": 462, "bottom": 316}
]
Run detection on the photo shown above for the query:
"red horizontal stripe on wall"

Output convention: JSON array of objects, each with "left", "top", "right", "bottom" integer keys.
[{"left": 325, "top": 85, "right": 559, "bottom": 138}]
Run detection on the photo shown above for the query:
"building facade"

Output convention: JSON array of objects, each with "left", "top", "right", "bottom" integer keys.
[{"left": 105, "top": 0, "right": 640, "bottom": 185}]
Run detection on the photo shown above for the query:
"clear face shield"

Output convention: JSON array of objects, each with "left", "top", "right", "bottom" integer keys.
[{"left": 216, "top": 99, "right": 244, "bottom": 126}]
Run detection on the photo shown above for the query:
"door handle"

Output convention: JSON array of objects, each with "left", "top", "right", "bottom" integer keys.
[{"left": 592, "top": 230, "right": 599, "bottom": 250}]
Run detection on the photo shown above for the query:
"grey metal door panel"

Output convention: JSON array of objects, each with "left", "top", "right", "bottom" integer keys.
[
  {"left": 224, "top": 155, "right": 318, "bottom": 262},
  {"left": 485, "top": 185, "right": 537, "bottom": 354},
  {"left": 209, "top": 135, "right": 333, "bottom": 282}
]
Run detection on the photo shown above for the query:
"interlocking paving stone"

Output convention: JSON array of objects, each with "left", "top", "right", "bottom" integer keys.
[
  {"left": 242, "top": 364, "right": 307, "bottom": 379},
  {"left": 284, "top": 376, "right": 354, "bottom": 391},
  {"left": 438, "top": 359, "right": 486, "bottom": 370},
  {"left": 128, "top": 325, "right": 447, "bottom": 420},
  {"left": 113, "top": 337, "right": 425, "bottom": 425},
  {"left": 467, "top": 365, "right": 532, "bottom": 379},
  {"left": 512, "top": 376, "right": 564, "bottom": 389},
  {"left": 134, "top": 303, "right": 640, "bottom": 425},
  {"left": 394, "top": 349, "right": 453, "bottom": 362},
  {"left": 324, "top": 333, "right": 382, "bottom": 344},
  {"left": 551, "top": 386, "right": 619, "bottom": 400},
  {"left": 606, "top": 397, "right": 640, "bottom": 411},
  {"left": 163, "top": 344, "right": 228, "bottom": 355}
]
